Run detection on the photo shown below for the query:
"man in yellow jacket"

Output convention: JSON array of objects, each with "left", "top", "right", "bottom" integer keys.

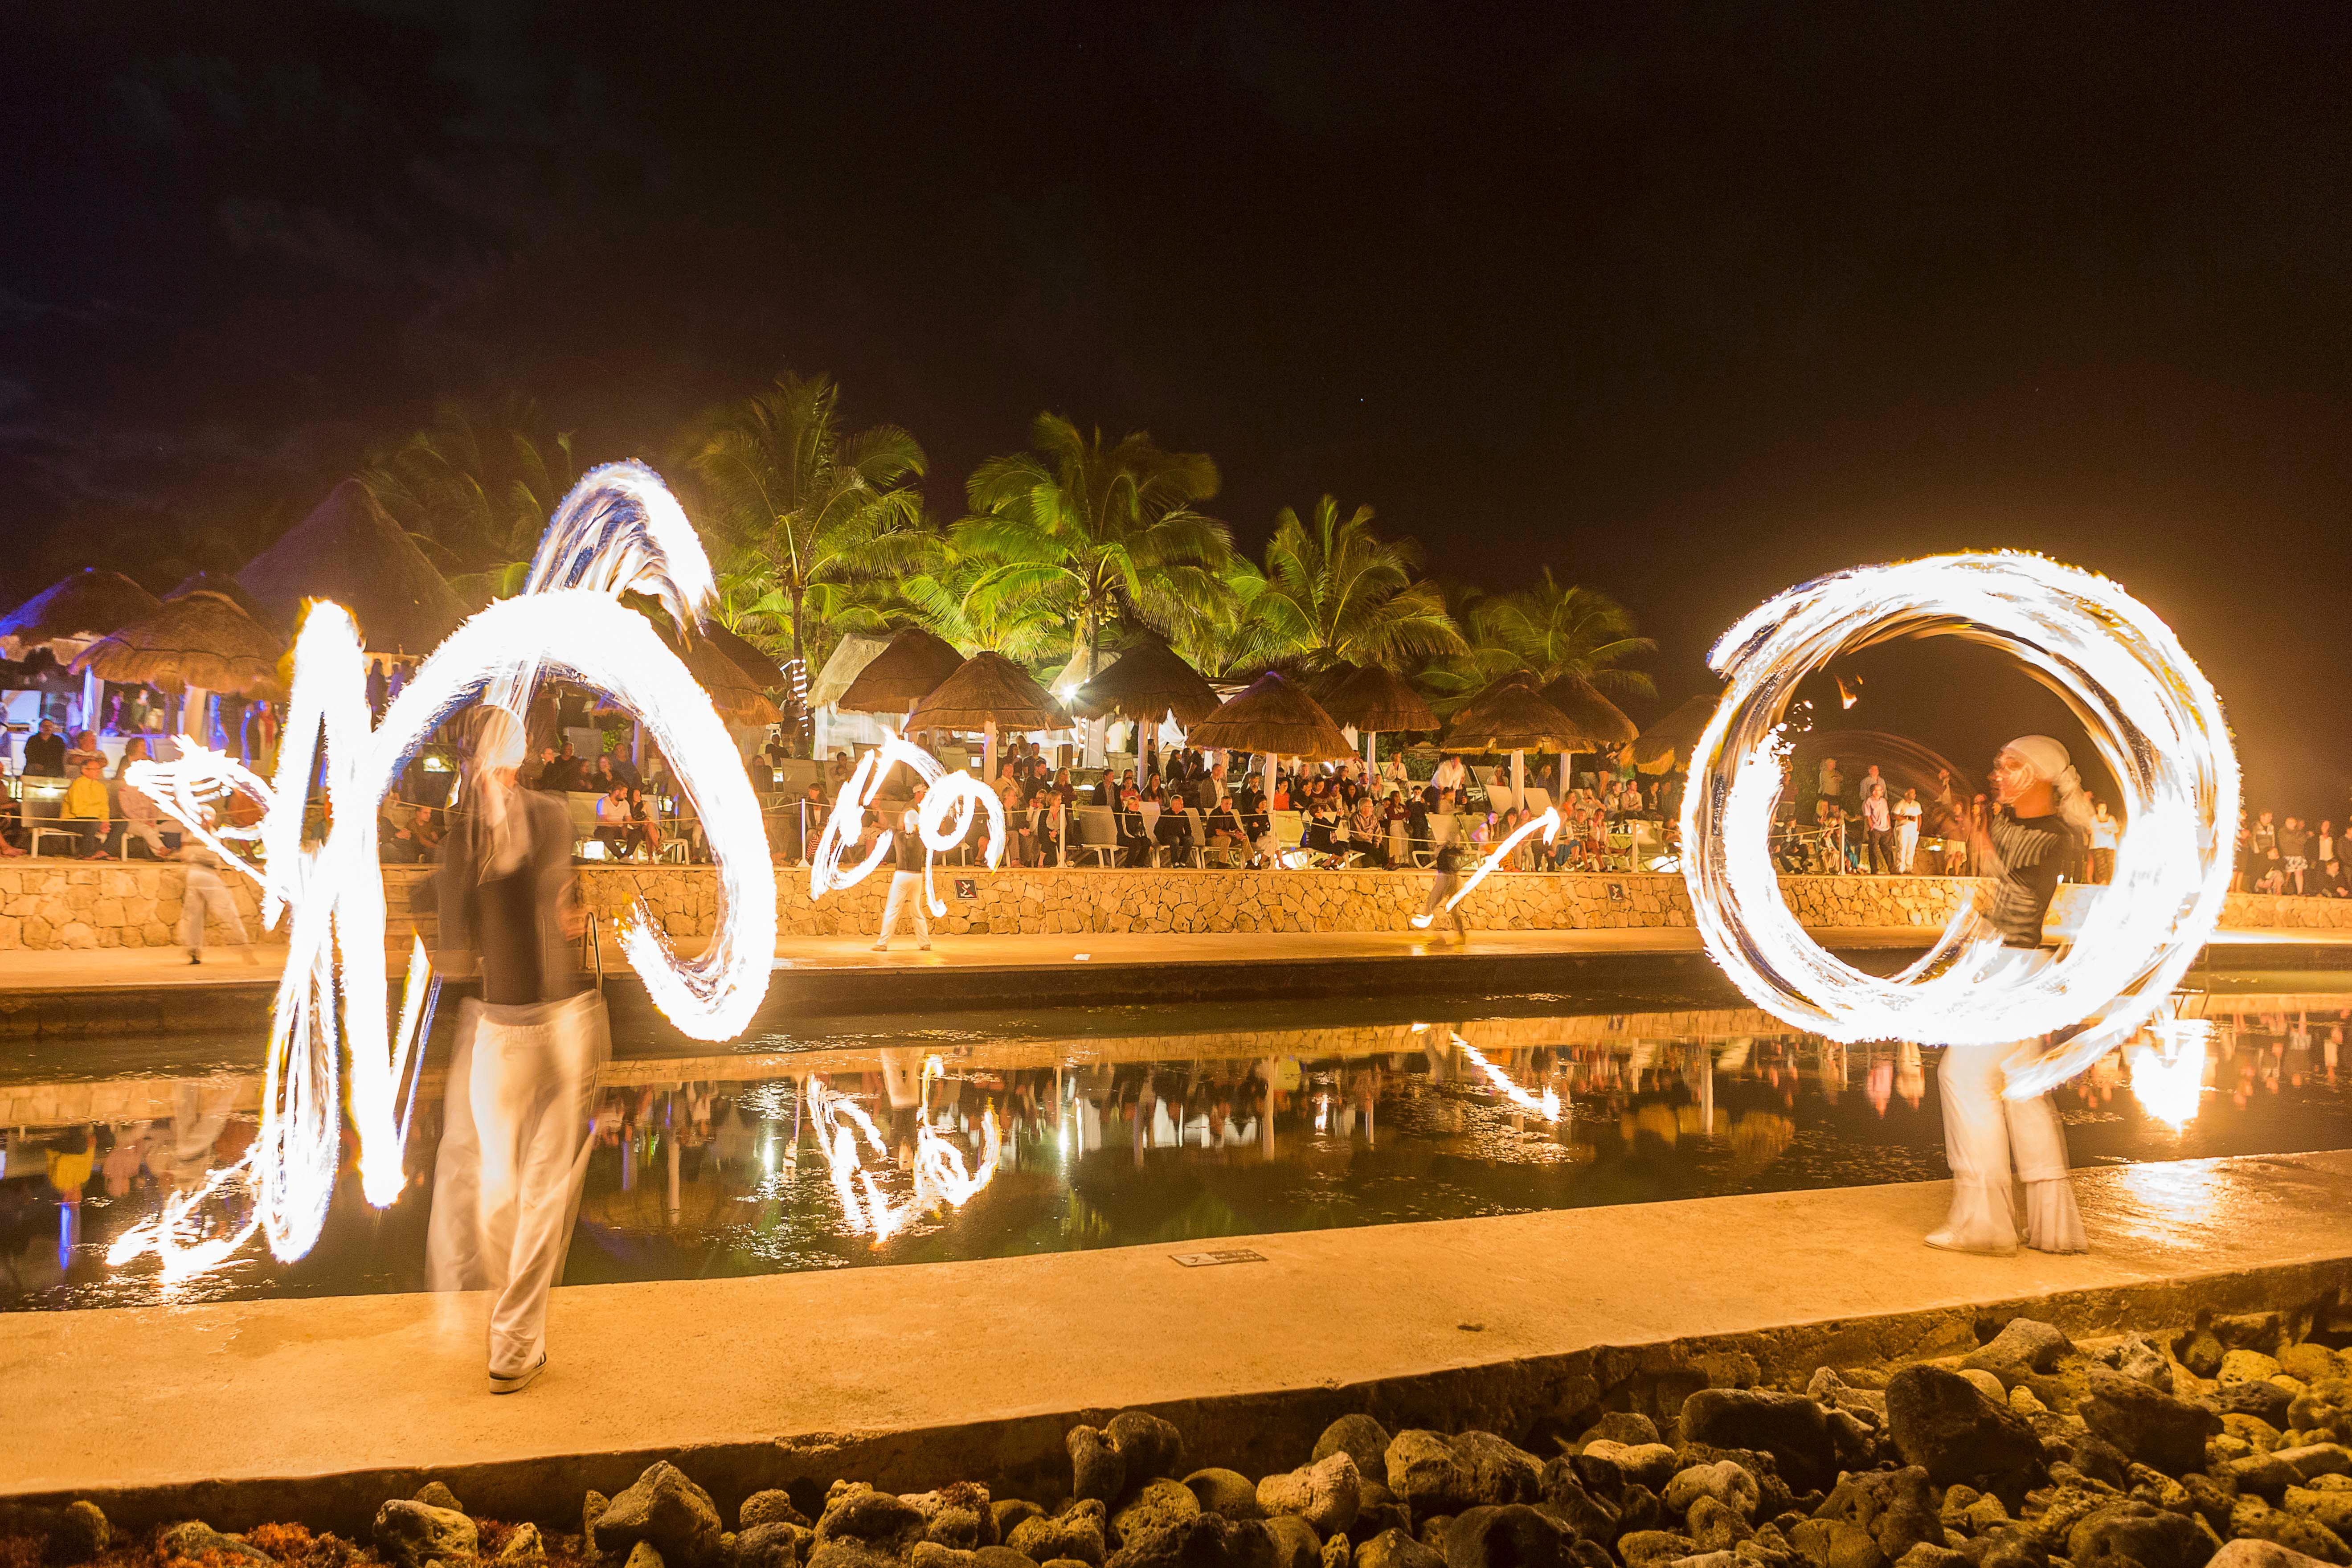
[{"left": 62, "top": 757, "right": 112, "bottom": 859}]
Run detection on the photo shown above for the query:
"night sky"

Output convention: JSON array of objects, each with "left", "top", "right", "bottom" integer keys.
[{"left": 8, "top": 2, "right": 2349, "bottom": 807}]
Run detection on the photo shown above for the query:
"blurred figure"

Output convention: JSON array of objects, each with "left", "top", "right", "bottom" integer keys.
[
  {"left": 178, "top": 811, "right": 254, "bottom": 964},
  {"left": 872, "top": 792, "right": 931, "bottom": 953},
  {"left": 428, "top": 708, "right": 609, "bottom": 1395}
]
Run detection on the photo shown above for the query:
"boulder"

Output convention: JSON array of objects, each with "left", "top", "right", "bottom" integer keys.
[
  {"left": 2062, "top": 1502, "right": 2212, "bottom": 1568},
  {"left": 1321, "top": 1538, "right": 1351, "bottom": 1568},
  {"left": 2079, "top": 1369, "right": 2223, "bottom": 1477},
  {"left": 2182, "top": 1332, "right": 2228, "bottom": 1381},
  {"left": 1108, "top": 1413, "right": 1187, "bottom": 1486},
  {"left": 1789, "top": 1519, "right": 1885, "bottom": 1568},
  {"left": 2222, "top": 1386, "right": 2303, "bottom": 1429},
  {"left": 1578, "top": 1414, "right": 1665, "bottom": 1451},
  {"left": 1356, "top": 1484, "right": 1412, "bottom": 1539},
  {"left": 416, "top": 1483, "right": 465, "bottom": 1513},
  {"left": 908, "top": 1487, "right": 997, "bottom": 1551},
  {"left": 631, "top": 1544, "right": 671, "bottom": 1568},
  {"left": 1885, "top": 1367, "right": 2045, "bottom": 1486},
  {"left": 1441, "top": 1506, "right": 1576, "bottom": 1568},
  {"left": 2112, "top": 1338, "right": 2176, "bottom": 1392},
  {"left": 2207, "top": 1543, "right": 2341, "bottom": 1568},
  {"left": 806, "top": 1545, "right": 901, "bottom": 1568},
  {"left": 1577, "top": 1443, "right": 1682, "bottom": 1495},
  {"left": 1681, "top": 1392, "right": 1836, "bottom": 1494},
  {"left": 1453, "top": 1435, "right": 1544, "bottom": 1509},
  {"left": 1010, "top": 1503, "right": 1109, "bottom": 1568},
  {"left": 1102, "top": 1514, "right": 1276, "bottom": 1568},
  {"left": 734, "top": 1524, "right": 805, "bottom": 1568},
  {"left": 1260, "top": 1455, "right": 1361, "bottom": 1537},
  {"left": 1117, "top": 1483, "right": 1204, "bottom": 1549},
  {"left": 1185, "top": 1473, "right": 1265, "bottom": 1523},
  {"left": 1265, "top": 1517, "right": 1321, "bottom": 1568},
  {"left": 158, "top": 1524, "right": 274, "bottom": 1568},
  {"left": 1957, "top": 1524, "right": 2049, "bottom": 1568},
  {"left": 1895, "top": 1549, "right": 1971, "bottom": 1568},
  {"left": 1808, "top": 1370, "right": 1890, "bottom": 1430},
  {"left": 976, "top": 1550, "right": 1040, "bottom": 1568},
  {"left": 43, "top": 1501, "right": 111, "bottom": 1565},
  {"left": 1617, "top": 1532, "right": 1698, "bottom": 1568},
  {"left": 1355, "top": 1530, "right": 1443, "bottom": 1568},
  {"left": 2283, "top": 1350, "right": 2347, "bottom": 1388},
  {"left": 747, "top": 1495, "right": 815, "bottom": 1531},
  {"left": 2225, "top": 1354, "right": 2290, "bottom": 1388},
  {"left": 1389, "top": 1433, "right": 1476, "bottom": 1517},
  {"left": 2230, "top": 1501, "right": 2349, "bottom": 1566},
  {"left": 914, "top": 1548, "right": 977, "bottom": 1568},
  {"left": 1071, "top": 1429, "right": 1129, "bottom": 1505},
  {"left": 1685, "top": 1498, "right": 1751, "bottom": 1553},
  {"left": 1961, "top": 1373, "right": 2011, "bottom": 1405},
  {"left": 1534, "top": 1461, "right": 1618, "bottom": 1541},
  {"left": 1317, "top": 1418, "right": 1397, "bottom": 1483},
  {"left": 598, "top": 1463, "right": 726, "bottom": 1568},
  {"left": 1966, "top": 1322, "right": 2075, "bottom": 1380},
  {"left": 375, "top": 1500, "right": 481, "bottom": 1568},
  {"left": 998, "top": 1506, "right": 1048, "bottom": 1541},
  {"left": 1665, "top": 1464, "right": 1762, "bottom": 1524},
  {"left": 2288, "top": 1489, "right": 2352, "bottom": 1539},
  {"left": 1812, "top": 1468, "right": 1937, "bottom": 1564}
]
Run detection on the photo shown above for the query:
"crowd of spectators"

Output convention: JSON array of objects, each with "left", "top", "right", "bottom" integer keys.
[{"left": 2239, "top": 811, "right": 2352, "bottom": 897}]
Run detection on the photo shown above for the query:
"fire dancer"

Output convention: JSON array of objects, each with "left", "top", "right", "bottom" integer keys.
[
  {"left": 1930, "top": 735, "right": 2090, "bottom": 1256},
  {"left": 872, "top": 786, "right": 932, "bottom": 952},
  {"left": 427, "top": 708, "right": 609, "bottom": 1393}
]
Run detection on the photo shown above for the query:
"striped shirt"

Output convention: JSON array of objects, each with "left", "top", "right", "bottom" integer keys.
[{"left": 1987, "top": 809, "right": 2074, "bottom": 948}]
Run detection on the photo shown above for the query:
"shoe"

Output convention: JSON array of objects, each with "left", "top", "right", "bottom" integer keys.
[
  {"left": 918, "top": 942, "right": 932, "bottom": 952},
  {"left": 1924, "top": 1228, "right": 2017, "bottom": 1257},
  {"left": 871, "top": 942, "right": 888, "bottom": 953},
  {"left": 489, "top": 1353, "right": 547, "bottom": 1395},
  {"left": 187, "top": 953, "right": 201, "bottom": 966}
]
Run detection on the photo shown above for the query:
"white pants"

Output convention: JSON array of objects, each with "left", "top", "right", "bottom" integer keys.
[
  {"left": 1419, "top": 870, "right": 1465, "bottom": 935},
  {"left": 1896, "top": 823, "right": 1919, "bottom": 872},
  {"left": 877, "top": 869, "right": 929, "bottom": 947},
  {"left": 1935, "top": 949, "right": 2085, "bottom": 1253},
  {"left": 427, "top": 991, "right": 609, "bottom": 1377},
  {"left": 180, "top": 868, "right": 249, "bottom": 953},
  {"left": 123, "top": 819, "right": 171, "bottom": 860}
]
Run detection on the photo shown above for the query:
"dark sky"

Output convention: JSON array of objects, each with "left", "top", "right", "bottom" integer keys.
[{"left": 8, "top": 1, "right": 2349, "bottom": 807}]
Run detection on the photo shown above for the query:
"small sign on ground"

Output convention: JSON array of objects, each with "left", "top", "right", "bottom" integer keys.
[{"left": 1170, "top": 1248, "right": 1267, "bottom": 1268}]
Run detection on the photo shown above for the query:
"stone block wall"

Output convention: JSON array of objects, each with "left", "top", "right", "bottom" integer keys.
[{"left": 0, "top": 861, "right": 273, "bottom": 951}]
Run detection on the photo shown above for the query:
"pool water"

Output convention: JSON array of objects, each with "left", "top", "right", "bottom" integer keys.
[{"left": 4, "top": 976, "right": 2349, "bottom": 1311}]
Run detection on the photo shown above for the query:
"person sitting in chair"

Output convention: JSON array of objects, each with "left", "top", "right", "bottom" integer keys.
[{"left": 62, "top": 757, "right": 113, "bottom": 859}]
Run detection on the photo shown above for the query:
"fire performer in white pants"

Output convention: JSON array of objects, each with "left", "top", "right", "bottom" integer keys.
[
  {"left": 873, "top": 794, "right": 931, "bottom": 953},
  {"left": 428, "top": 709, "right": 609, "bottom": 1393},
  {"left": 1930, "top": 735, "right": 2089, "bottom": 1257},
  {"left": 178, "top": 813, "right": 253, "bottom": 965}
]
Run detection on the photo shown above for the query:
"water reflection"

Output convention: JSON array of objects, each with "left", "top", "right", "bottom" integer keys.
[{"left": 4, "top": 988, "right": 2350, "bottom": 1310}]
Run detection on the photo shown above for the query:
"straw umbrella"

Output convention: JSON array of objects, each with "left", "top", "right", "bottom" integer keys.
[
  {"left": 1537, "top": 672, "right": 1638, "bottom": 800},
  {"left": 679, "top": 635, "right": 781, "bottom": 725},
  {"left": 908, "top": 652, "right": 1071, "bottom": 780},
  {"left": 1069, "top": 639, "right": 1219, "bottom": 771},
  {"left": 1634, "top": 692, "right": 1719, "bottom": 771},
  {"left": 1187, "top": 670, "right": 1354, "bottom": 798},
  {"left": 0, "top": 569, "right": 163, "bottom": 733},
  {"left": 835, "top": 627, "right": 964, "bottom": 721},
  {"left": 72, "top": 590, "right": 286, "bottom": 700},
  {"left": 1318, "top": 664, "right": 1438, "bottom": 776},
  {"left": 1440, "top": 671, "right": 1581, "bottom": 809},
  {"left": 236, "top": 479, "right": 467, "bottom": 655}
]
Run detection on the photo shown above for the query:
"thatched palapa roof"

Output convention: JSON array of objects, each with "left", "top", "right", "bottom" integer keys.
[
  {"left": 1068, "top": 638, "right": 1219, "bottom": 727},
  {"left": 1440, "top": 671, "right": 1582, "bottom": 753},
  {"left": 168, "top": 571, "right": 271, "bottom": 624},
  {"left": 909, "top": 652, "right": 1070, "bottom": 734},
  {"left": 1536, "top": 673, "right": 1638, "bottom": 747},
  {"left": 1634, "top": 692, "right": 1719, "bottom": 766},
  {"left": 703, "top": 623, "right": 784, "bottom": 694},
  {"left": 683, "top": 637, "right": 781, "bottom": 725},
  {"left": 236, "top": 479, "right": 467, "bottom": 654},
  {"left": 71, "top": 591, "right": 286, "bottom": 699},
  {"left": 835, "top": 626, "right": 964, "bottom": 713},
  {"left": 0, "top": 570, "right": 161, "bottom": 660},
  {"left": 1318, "top": 664, "right": 1438, "bottom": 734},
  {"left": 1305, "top": 660, "right": 1362, "bottom": 702},
  {"left": 1186, "top": 671, "right": 1354, "bottom": 761}
]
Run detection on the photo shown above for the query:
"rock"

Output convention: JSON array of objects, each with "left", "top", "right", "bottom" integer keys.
[
  {"left": 2079, "top": 1369, "right": 2224, "bottom": 1476},
  {"left": 1117, "top": 1483, "right": 1204, "bottom": 1548},
  {"left": 1357, "top": 1484, "right": 1412, "bottom": 1540},
  {"left": 598, "top": 1463, "right": 727, "bottom": 1568},
  {"left": 1454, "top": 1435, "right": 1544, "bottom": 1509},
  {"left": 2232, "top": 1502, "right": 2349, "bottom": 1566},
  {"left": 376, "top": 1500, "right": 482, "bottom": 1568},
  {"left": 1967, "top": 1323, "right": 2075, "bottom": 1380},
  {"left": 415, "top": 1483, "right": 465, "bottom": 1514},
  {"left": 1959, "top": 1523, "right": 2049, "bottom": 1568},
  {"left": 1186, "top": 1473, "right": 1265, "bottom": 1523},
  {"left": 1355, "top": 1530, "right": 1443, "bottom": 1568},
  {"left": 1895, "top": 1549, "right": 1970, "bottom": 1568},
  {"left": 2113, "top": 1339, "right": 2175, "bottom": 1392},
  {"left": 1072, "top": 1429, "right": 1130, "bottom": 1505},
  {"left": 2287, "top": 1490, "right": 2352, "bottom": 1539},
  {"left": 1619, "top": 1487, "right": 1668, "bottom": 1537},
  {"left": 630, "top": 1544, "right": 671, "bottom": 1568},
  {"left": 1619, "top": 1532, "right": 1700, "bottom": 1568},
  {"left": 1687, "top": 1499, "right": 1751, "bottom": 1553},
  {"left": 1265, "top": 1517, "right": 1321, "bottom": 1568},
  {"left": 1390, "top": 1433, "right": 1476, "bottom": 1516},
  {"left": 1260, "top": 1455, "right": 1362, "bottom": 1536},
  {"left": 1790, "top": 1519, "right": 1886, "bottom": 1568},
  {"left": 1442, "top": 1506, "right": 1577, "bottom": 1568},
  {"left": 734, "top": 1524, "right": 805, "bottom": 1568},
  {"left": 45, "top": 1501, "right": 110, "bottom": 1565},
  {"left": 2297, "top": 1387, "right": 2352, "bottom": 1444},
  {"left": 2062, "top": 1502, "right": 2210, "bottom": 1568},
  {"left": 1317, "top": 1418, "right": 1397, "bottom": 1482},
  {"left": 2223, "top": 1386, "right": 2304, "bottom": 1429},
  {"left": 1535, "top": 1461, "right": 1619, "bottom": 1541},
  {"left": 998, "top": 1505, "right": 1048, "bottom": 1540},
  {"left": 1682, "top": 1392, "right": 1837, "bottom": 1494},
  {"left": 2182, "top": 1476, "right": 2240, "bottom": 1534},
  {"left": 1809, "top": 1371, "right": 1890, "bottom": 1430},
  {"left": 2278, "top": 1448, "right": 2352, "bottom": 1483},
  {"left": 1886, "top": 1367, "right": 2045, "bottom": 1487},
  {"left": 1578, "top": 1443, "right": 1683, "bottom": 1495},
  {"left": 2183, "top": 1334, "right": 2228, "bottom": 1381},
  {"left": 159, "top": 1523, "right": 274, "bottom": 1568},
  {"left": 1108, "top": 1413, "right": 1187, "bottom": 1485},
  {"left": 914, "top": 1548, "right": 976, "bottom": 1568},
  {"left": 1101, "top": 1513, "right": 1276, "bottom": 1568},
  {"left": 1010, "top": 1502, "right": 1109, "bottom": 1568},
  {"left": 2207, "top": 1543, "right": 2340, "bottom": 1568},
  {"left": 975, "top": 1551, "right": 1038, "bottom": 1568},
  {"left": 498, "top": 1524, "right": 548, "bottom": 1565},
  {"left": 1962, "top": 1373, "right": 2012, "bottom": 1404},
  {"left": 1321, "top": 1537, "right": 1350, "bottom": 1568},
  {"left": 1579, "top": 1414, "right": 1665, "bottom": 1450},
  {"left": 1667, "top": 1465, "right": 1763, "bottom": 1524},
  {"left": 1813, "top": 1468, "right": 1937, "bottom": 1564},
  {"left": 2227, "top": 1354, "right": 2291, "bottom": 1387},
  {"left": 2284, "top": 1350, "right": 2347, "bottom": 1388},
  {"left": 748, "top": 1495, "right": 816, "bottom": 1532}
]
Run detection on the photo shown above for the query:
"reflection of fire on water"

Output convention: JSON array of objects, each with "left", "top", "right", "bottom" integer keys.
[
  {"left": 1452, "top": 1034, "right": 1563, "bottom": 1123},
  {"left": 804, "top": 1060, "right": 1002, "bottom": 1242},
  {"left": 2127, "top": 1017, "right": 2212, "bottom": 1130}
]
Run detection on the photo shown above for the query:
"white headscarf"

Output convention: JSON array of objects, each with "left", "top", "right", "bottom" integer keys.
[{"left": 2004, "top": 733, "right": 2094, "bottom": 835}]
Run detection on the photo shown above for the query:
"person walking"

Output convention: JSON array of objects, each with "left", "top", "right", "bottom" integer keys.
[
  {"left": 872, "top": 793, "right": 931, "bottom": 952},
  {"left": 178, "top": 813, "right": 254, "bottom": 963},
  {"left": 1930, "top": 735, "right": 2089, "bottom": 1257},
  {"left": 428, "top": 709, "right": 609, "bottom": 1395},
  {"left": 1414, "top": 835, "right": 1468, "bottom": 943}
]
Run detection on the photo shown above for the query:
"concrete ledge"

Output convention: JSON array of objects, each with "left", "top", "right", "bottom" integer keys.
[{"left": 5, "top": 1151, "right": 2348, "bottom": 1532}]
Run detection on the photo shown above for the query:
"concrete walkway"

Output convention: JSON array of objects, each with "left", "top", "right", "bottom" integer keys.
[{"left": 6, "top": 1150, "right": 2350, "bottom": 1527}]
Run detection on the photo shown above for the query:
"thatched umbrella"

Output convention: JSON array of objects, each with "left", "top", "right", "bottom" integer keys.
[
  {"left": 236, "top": 479, "right": 467, "bottom": 655},
  {"left": 1069, "top": 639, "right": 1219, "bottom": 730},
  {"left": 808, "top": 632, "right": 891, "bottom": 710},
  {"left": 835, "top": 627, "right": 964, "bottom": 717},
  {"left": 1305, "top": 660, "right": 1362, "bottom": 702},
  {"left": 71, "top": 590, "right": 286, "bottom": 700},
  {"left": 1537, "top": 672, "right": 1638, "bottom": 799},
  {"left": 680, "top": 635, "right": 781, "bottom": 725},
  {"left": 0, "top": 569, "right": 164, "bottom": 735},
  {"left": 1441, "top": 672, "right": 1582, "bottom": 807},
  {"left": 909, "top": 652, "right": 1071, "bottom": 778},
  {"left": 1635, "top": 692, "right": 1719, "bottom": 770},
  {"left": 1188, "top": 671, "right": 1354, "bottom": 797},
  {"left": 1319, "top": 664, "right": 1437, "bottom": 775},
  {"left": 168, "top": 571, "right": 271, "bottom": 624}
]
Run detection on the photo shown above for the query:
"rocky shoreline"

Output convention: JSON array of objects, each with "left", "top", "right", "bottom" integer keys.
[{"left": 10, "top": 1309, "right": 2352, "bottom": 1568}]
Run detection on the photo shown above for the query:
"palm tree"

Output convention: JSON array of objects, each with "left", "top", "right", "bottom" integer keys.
[
  {"left": 360, "top": 396, "right": 579, "bottom": 603},
  {"left": 686, "top": 372, "right": 934, "bottom": 725},
  {"left": 1228, "top": 496, "right": 1463, "bottom": 676},
  {"left": 953, "top": 413, "right": 1236, "bottom": 692},
  {"left": 1427, "top": 571, "right": 1657, "bottom": 711}
]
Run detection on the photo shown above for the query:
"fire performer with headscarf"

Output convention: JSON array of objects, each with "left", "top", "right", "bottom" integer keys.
[
  {"left": 1931, "top": 733, "right": 2091, "bottom": 1257},
  {"left": 426, "top": 708, "right": 609, "bottom": 1393}
]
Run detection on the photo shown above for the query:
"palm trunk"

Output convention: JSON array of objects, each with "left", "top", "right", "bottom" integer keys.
[{"left": 1084, "top": 607, "right": 1107, "bottom": 769}]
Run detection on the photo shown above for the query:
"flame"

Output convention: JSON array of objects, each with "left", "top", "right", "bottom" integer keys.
[
  {"left": 804, "top": 1066, "right": 1002, "bottom": 1240},
  {"left": 1453, "top": 1033, "right": 1564, "bottom": 1122},
  {"left": 809, "top": 735, "right": 1004, "bottom": 916},
  {"left": 1411, "top": 808, "right": 1561, "bottom": 927}
]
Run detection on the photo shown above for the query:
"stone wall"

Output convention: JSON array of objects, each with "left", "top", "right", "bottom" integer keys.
[{"left": 14, "top": 860, "right": 2351, "bottom": 951}]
